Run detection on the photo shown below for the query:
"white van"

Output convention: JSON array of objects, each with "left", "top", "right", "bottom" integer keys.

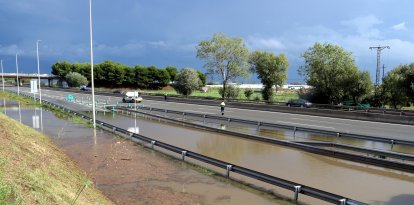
[{"left": 122, "top": 91, "right": 143, "bottom": 103}]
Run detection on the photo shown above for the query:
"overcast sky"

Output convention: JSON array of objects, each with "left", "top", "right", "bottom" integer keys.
[{"left": 1, "top": 0, "right": 414, "bottom": 83}]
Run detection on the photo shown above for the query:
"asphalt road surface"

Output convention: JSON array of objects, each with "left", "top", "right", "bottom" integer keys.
[{"left": 11, "top": 87, "right": 414, "bottom": 141}]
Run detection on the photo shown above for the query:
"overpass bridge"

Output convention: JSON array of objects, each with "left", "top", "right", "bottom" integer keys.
[{"left": 1, "top": 73, "right": 59, "bottom": 86}]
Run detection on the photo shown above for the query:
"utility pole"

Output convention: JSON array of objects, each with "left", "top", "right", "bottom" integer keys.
[{"left": 369, "top": 46, "right": 390, "bottom": 87}]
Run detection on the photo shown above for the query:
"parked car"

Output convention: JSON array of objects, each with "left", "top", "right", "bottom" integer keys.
[
  {"left": 122, "top": 91, "right": 143, "bottom": 103},
  {"left": 80, "top": 85, "right": 91, "bottom": 91},
  {"left": 286, "top": 99, "right": 312, "bottom": 108}
]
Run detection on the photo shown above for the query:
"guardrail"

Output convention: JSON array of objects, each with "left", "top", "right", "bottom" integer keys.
[
  {"left": 117, "top": 104, "right": 414, "bottom": 147},
  {"left": 8, "top": 89, "right": 366, "bottom": 205},
  {"left": 114, "top": 106, "right": 414, "bottom": 173}
]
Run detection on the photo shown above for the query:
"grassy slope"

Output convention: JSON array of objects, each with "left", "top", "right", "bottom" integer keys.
[{"left": 0, "top": 113, "right": 113, "bottom": 205}]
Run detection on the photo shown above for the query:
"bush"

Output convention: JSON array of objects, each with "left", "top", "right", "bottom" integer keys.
[
  {"left": 173, "top": 68, "right": 201, "bottom": 96},
  {"left": 254, "top": 95, "right": 261, "bottom": 101},
  {"left": 244, "top": 88, "right": 254, "bottom": 99},
  {"left": 219, "top": 85, "right": 241, "bottom": 99},
  {"left": 65, "top": 72, "right": 88, "bottom": 87}
]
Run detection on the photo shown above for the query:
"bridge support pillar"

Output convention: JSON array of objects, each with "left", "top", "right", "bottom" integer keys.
[{"left": 48, "top": 79, "right": 52, "bottom": 87}]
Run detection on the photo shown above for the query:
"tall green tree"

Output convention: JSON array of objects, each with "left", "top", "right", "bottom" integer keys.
[
  {"left": 174, "top": 68, "right": 201, "bottom": 96},
  {"left": 249, "top": 51, "right": 289, "bottom": 101},
  {"left": 156, "top": 69, "right": 171, "bottom": 87},
  {"left": 344, "top": 71, "right": 373, "bottom": 103},
  {"left": 135, "top": 65, "right": 151, "bottom": 89},
  {"left": 381, "top": 63, "right": 414, "bottom": 108},
  {"left": 197, "top": 33, "right": 250, "bottom": 99},
  {"left": 165, "top": 66, "right": 178, "bottom": 81},
  {"left": 51, "top": 61, "right": 73, "bottom": 80},
  {"left": 299, "top": 42, "right": 363, "bottom": 104}
]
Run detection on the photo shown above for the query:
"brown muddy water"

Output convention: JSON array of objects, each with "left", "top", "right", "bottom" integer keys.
[
  {"left": 90, "top": 108, "right": 414, "bottom": 205},
  {"left": 1, "top": 102, "right": 293, "bottom": 205},
  {"left": 147, "top": 109, "right": 414, "bottom": 155}
]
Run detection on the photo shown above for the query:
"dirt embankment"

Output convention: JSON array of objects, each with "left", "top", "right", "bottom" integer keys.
[{"left": 0, "top": 113, "right": 113, "bottom": 205}]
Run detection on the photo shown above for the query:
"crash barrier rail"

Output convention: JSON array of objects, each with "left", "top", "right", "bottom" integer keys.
[
  {"left": 9, "top": 90, "right": 366, "bottom": 205},
  {"left": 296, "top": 142, "right": 414, "bottom": 163},
  {"left": 116, "top": 105, "right": 414, "bottom": 147},
  {"left": 43, "top": 87, "right": 414, "bottom": 124},
  {"left": 114, "top": 106, "right": 414, "bottom": 173}
]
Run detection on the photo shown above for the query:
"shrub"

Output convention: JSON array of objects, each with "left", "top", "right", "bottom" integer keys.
[
  {"left": 65, "top": 72, "right": 88, "bottom": 87},
  {"left": 244, "top": 88, "right": 254, "bottom": 99},
  {"left": 173, "top": 68, "right": 201, "bottom": 96},
  {"left": 218, "top": 85, "right": 241, "bottom": 99}
]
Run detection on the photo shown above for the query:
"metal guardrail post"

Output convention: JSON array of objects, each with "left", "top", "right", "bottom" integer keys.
[
  {"left": 112, "top": 127, "right": 116, "bottom": 134},
  {"left": 339, "top": 198, "right": 347, "bottom": 205},
  {"left": 181, "top": 151, "right": 187, "bottom": 160},
  {"left": 257, "top": 121, "right": 261, "bottom": 130},
  {"left": 390, "top": 139, "right": 395, "bottom": 150},
  {"left": 226, "top": 165, "right": 233, "bottom": 178},
  {"left": 151, "top": 140, "right": 156, "bottom": 149},
  {"left": 293, "top": 127, "right": 297, "bottom": 139},
  {"left": 293, "top": 185, "right": 301, "bottom": 203}
]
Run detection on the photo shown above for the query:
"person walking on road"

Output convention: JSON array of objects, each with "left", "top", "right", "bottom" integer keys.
[{"left": 220, "top": 101, "right": 226, "bottom": 115}]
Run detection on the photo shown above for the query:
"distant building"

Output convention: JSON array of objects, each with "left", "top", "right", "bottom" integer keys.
[{"left": 206, "top": 83, "right": 311, "bottom": 90}]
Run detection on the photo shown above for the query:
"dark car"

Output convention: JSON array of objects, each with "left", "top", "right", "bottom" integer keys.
[
  {"left": 113, "top": 90, "right": 125, "bottom": 94},
  {"left": 80, "top": 85, "right": 91, "bottom": 91},
  {"left": 286, "top": 99, "right": 312, "bottom": 108}
]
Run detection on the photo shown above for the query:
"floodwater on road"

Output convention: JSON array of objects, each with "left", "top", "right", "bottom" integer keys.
[
  {"left": 3, "top": 94, "right": 414, "bottom": 205},
  {"left": 145, "top": 109, "right": 414, "bottom": 155},
  {"left": 91, "top": 108, "right": 414, "bottom": 205},
  {"left": 1, "top": 102, "right": 290, "bottom": 205}
]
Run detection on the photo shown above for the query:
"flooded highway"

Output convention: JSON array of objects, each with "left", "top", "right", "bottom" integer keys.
[
  {"left": 3, "top": 91, "right": 414, "bottom": 205},
  {"left": 1, "top": 102, "right": 291, "bottom": 205},
  {"left": 89, "top": 107, "right": 414, "bottom": 205}
]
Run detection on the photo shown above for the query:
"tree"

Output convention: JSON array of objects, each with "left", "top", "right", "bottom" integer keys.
[
  {"left": 196, "top": 70, "right": 206, "bottom": 87},
  {"left": 299, "top": 42, "right": 363, "bottom": 104},
  {"left": 174, "top": 68, "right": 201, "bottom": 96},
  {"left": 135, "top": 65, "right": 151, "bottom": 89},
  {"left": 51, "top": 61, "right": 73, "bottom": 80},
  {"left": 249, "top": 51, "right": 289, "bottom": 101},
  {"left": 65, "top": 72, "right": 88, "bottom": 87},
  {"left": 197, "top": 33, "right": 250, "bottom": 99},
  {"left": 165, "top": 66, "right": 178, "bottom": 82},
  {"left": 344, "top": 71, "right": 373, "bottom": 103},
  {"left": 381, "top": 63, "right": 414, "bottom": 108},
  {"left": 156, "top": 69, "right": 171, "bottom": 87}
]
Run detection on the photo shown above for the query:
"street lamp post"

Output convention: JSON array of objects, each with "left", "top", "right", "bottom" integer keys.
[
  {"left": 89, "top": 0, "right": 96, "bottom": 128},
  {"left": 36, "top": 40, "right": 42, "bottom": 104},
  {"left": 16, "top": 53, "right": 20, "bottom": 96},
  {"left": 1, "top": 60, "right": 4, "bottom": 92}
]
